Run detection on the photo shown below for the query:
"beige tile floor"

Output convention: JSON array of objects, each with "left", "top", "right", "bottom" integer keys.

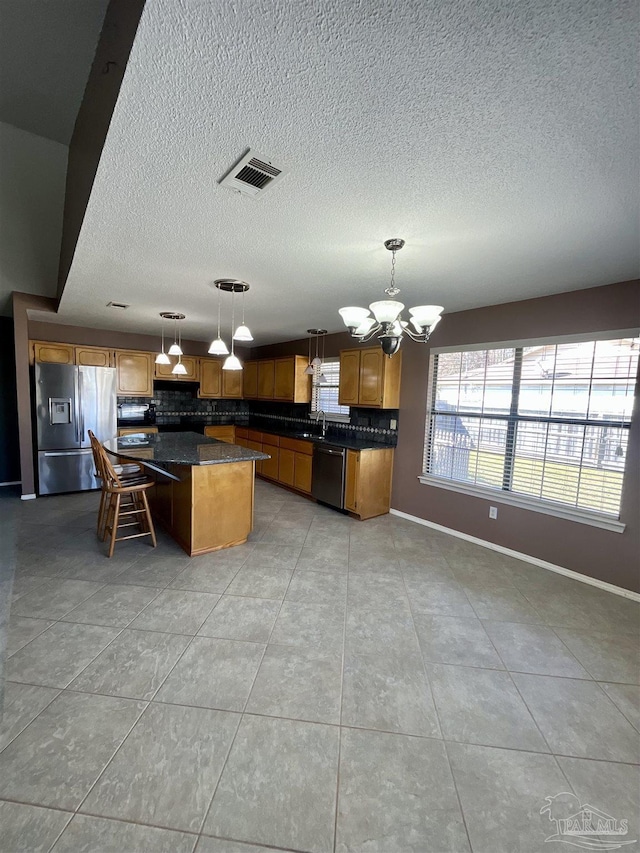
[{"left": 0, "top": 480, "right": 638, "bottom": 853}]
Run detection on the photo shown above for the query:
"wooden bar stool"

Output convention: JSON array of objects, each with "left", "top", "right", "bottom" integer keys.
[
  {"left": 88, "top": 432, "right": 147, "bottom": 541},
  {"left": 93, "top": 437, "right": 157, "bottom": 557}
]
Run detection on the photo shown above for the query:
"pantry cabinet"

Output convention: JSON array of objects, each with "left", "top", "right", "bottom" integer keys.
[{"left": 338, "top": 347, "right": 402, "bottom": 409}]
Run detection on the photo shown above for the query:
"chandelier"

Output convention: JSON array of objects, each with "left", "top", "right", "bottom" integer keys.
[
  {"left": 209, "top": 279, "right": 253, "bottom": 370},
  {"left": 338, "top": 239, "right": 443, "bottom": 356}
]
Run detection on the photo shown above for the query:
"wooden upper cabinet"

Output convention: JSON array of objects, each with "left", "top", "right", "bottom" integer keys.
[
  {"left": 32, "top": 341, "right": 74, "bottom": 365},
  {"left": 274, "top": 356, "right": 311, "bottom": 403},
  {"left": 339, "top": 350, "right": 361, "bottom": 406},
  {"left": 257, "top": 360, "right": 275, "bottom": 399},
  {"left": 222, "top": 368, "right": 243, "bottom": 399},
  {"left": 75, "top": 345, "right": 113, "bottom": 367},
  {"left": 115, "top": 350, "right": 154, "bottom": 396},
  {"left": 359, "top": 348, "right": 385, "bottom": 407},
  {"left": 243, "top": 361, "right": 258, "bottom": 398},
  {"left": 274, "top": 358, "right": 294, "bottom": 400},
  {"left": 154, "top": 355, "right": 198, "bottom": 382},
  {"left": 339, "top": 346, "right": 402, "bottom": 409},
  {"left": 199, "top": 359, "right": 222, "bottom": 397}
]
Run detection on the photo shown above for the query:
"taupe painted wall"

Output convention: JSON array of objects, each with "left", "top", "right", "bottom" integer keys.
[{"left": 393, "top": 280, "right": 640, "bottom": 593}]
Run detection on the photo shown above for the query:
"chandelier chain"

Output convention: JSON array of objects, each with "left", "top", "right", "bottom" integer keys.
[{"left": 385, "top": 249, "right": 401, "bottom": 298}]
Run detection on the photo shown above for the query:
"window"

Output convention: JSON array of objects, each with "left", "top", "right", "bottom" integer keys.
[
  {"left": 422, "top": 336, "right": 639, "bottom": 523},
  {"left": 310, "top": 358, "right": 350, "bottom": 420}
]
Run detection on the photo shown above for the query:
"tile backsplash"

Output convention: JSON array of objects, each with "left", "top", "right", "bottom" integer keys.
[{"left": 118, "top": 385, "right": 398, "bottom": 445}]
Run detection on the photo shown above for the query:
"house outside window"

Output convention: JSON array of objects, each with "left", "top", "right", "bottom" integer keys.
[
  {"left": 310, "top": 358, "right": 350, "bottom": 420},
  {"left": 422, "top": 335, "right": 639, "bottom": 528}
]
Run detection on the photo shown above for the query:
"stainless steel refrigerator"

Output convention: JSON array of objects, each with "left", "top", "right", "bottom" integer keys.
[{"left": 35, "top": 363, "right": 117, "bottom": 495}]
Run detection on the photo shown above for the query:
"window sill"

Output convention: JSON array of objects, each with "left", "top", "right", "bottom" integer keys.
[
  {"left": 417, "top": 474, "right": 626, "bottom": 533},
  {"left": 308, "top": 413, "right": 351, "bottom": 424}
]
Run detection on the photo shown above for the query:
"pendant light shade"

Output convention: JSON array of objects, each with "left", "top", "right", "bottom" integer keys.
[
  {"left": 158, "top": 312, "right": 185, "bottom": 362},
  {"left": 208, "top": 337, "right": 229, "bottom": 355},
  {"left": 223, "top": 353, "right": 242, "bottom": 371},
  {"left": 233, "top": 324, "right": 253, "bottom": 342},
  {"left": 172, "top": 359, "right": 188, "bottom": 375},
  {"left": 304, "top": 363, "right": 314, "bottom": 375}
]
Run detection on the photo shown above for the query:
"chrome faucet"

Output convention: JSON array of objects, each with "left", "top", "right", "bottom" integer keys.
[{"left": 315, "top": 410, "right": 327, "bottom": 438}]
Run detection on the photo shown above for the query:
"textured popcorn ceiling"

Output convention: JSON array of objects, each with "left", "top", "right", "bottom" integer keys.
[{"left": 52, "top": 0, "right": 639, "bottom": 345}]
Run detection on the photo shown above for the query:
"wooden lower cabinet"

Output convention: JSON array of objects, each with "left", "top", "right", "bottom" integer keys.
[
  {"left": 204, "top": 426, "right": 236, "bottom": 443},
  {"left": 344, "top": 448, "right": 394, "bottom": 519},
  {"left": 278, "top": 448, "right": 295, "bottom": 487},
  {"left": 293, "top": 452, "right": 313, "bottom": 493},
  {"left": 261, "top": 434, "right": 280, "bottom": 480}
]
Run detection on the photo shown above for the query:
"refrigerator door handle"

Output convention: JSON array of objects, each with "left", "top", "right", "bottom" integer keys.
[
  {"left": 79, "top": 370, "right": 85, "bottom": 443},
  {"left": 42, "top": 450, "right": 93, "bottom": 457},
  {"left": 74, "top": 369, "right": 81, "bottom": 444}
]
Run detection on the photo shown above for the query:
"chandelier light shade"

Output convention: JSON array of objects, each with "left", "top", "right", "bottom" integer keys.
[{"left": 338, "top": 238, "right": 443, "bottom": 356}]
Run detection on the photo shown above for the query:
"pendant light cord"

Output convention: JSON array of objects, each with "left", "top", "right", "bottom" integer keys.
[
  {"left": 230, "top": 289, "right": 236, "bottom": 356},
  {"left": 217, "top": 288, "right": 222, "bottom": 338}
]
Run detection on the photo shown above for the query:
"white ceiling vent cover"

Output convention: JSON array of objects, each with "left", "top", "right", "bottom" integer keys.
[{"left": 219, "top": 150, "right": 284, "bottom": 198}]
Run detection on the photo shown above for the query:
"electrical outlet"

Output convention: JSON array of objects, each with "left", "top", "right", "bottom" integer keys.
[
  {"left": 489, "top": 506, "right": 498, "bottom": 520},
  {"left": 390, "top": 419, "right": 397, "bottom": 430}
]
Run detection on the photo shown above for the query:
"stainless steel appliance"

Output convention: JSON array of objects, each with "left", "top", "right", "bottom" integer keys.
[
  {"left": 117, "top": 401, "right": 156, "bottom": 428},
  {"left": 35, "top": 363, "right": 117, "bottom": 495},
  {"left": 311, "top": 443, "right": 346, "bottom": 510}
]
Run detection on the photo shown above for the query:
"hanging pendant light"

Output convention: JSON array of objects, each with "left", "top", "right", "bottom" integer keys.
[
  {"left": 222, "top": 284, "right": 243, "bottom": 371},
  {"left": 167, "top": 314, "right": 183, "bottom": 356},
  {"left": 304, "top": 332, "right": 314, "bottom": 375},
  {"left": 338, "top": 238, "right": 444, "bottom": 356},
  {"left": 155, "top": 313, "right": 171, "bottom": 364},
  {"left": 209, "top": 285, "right": 229, "bottom": 355},
  {"left": 169, "top": 314, "right": 187, "bottom": 373},
  {"left": 318, "top": 329, "right": 328, "bottom": 384},
  {"left": 172, "top": 357, "right": 188, "bottom": 376},
  {"left": 233, "top": 288, "right": 253, "bottom": 342}
]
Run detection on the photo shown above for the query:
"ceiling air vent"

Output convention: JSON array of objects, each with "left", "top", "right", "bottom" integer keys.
[
  {"left": 219, "top": 150, "right": 284, "bottom": 198},
  {"left": 106, "top": 301, "right": 129, "bottom": 309}
]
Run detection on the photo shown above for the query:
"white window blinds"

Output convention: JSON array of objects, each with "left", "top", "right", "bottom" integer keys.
[
  {"left": 424, "top": 337, "right": 639, "bottom": 517},
  {"left": 311, "top": 359, "right": 350, "bottom": 418}
]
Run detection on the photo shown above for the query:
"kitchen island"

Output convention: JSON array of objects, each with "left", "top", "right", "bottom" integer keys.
[{"left": 105, "top": 432, "right": 269, "bottom": 556}]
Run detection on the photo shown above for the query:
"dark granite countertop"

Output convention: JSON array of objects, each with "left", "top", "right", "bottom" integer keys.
[
  {"left": 246, "top": 425, "right": 393, "bottom": 452},
  {"left": 105, "top": 432, "right": 269, "bottom": 467}
]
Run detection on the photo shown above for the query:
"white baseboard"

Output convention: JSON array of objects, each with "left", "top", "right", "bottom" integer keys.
[
  {"left": 389, "top": 508, "right": 640, "bottom": 603},
  {"left": 0, "top": 481, "right": 20, "bottom": 487},
  {"left": 20, "top": 493, "right": 36, "bottom": 501}
]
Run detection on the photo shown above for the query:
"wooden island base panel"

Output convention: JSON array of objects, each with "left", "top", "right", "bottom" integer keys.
[
  {"left": 105, "top": 432, "right": 268, "bottom": 557},
  {"left": 153, "top": 460, "right": 256, "bottom": 556}
]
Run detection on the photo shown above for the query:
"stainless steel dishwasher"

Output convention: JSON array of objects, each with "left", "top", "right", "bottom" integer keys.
[{"left": 311, "top": 444, "right": 346, "bottom": 509}]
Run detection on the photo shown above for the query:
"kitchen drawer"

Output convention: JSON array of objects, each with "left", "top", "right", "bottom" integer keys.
[
  {"left": 247, "top": 430, "right": 263, "bottom": 443},
  {"left": 279, "top": 436, "right": 314, "bottom": 455},
  {"left": 261, "top": 433, "right": 280, "bottom": 448}
]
